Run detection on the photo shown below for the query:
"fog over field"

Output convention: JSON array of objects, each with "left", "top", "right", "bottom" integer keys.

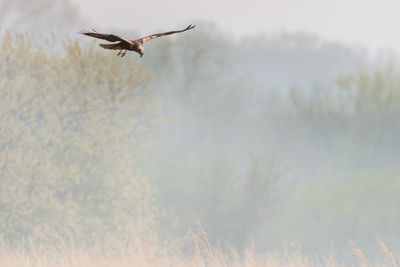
[{"left": 1, "top": 0, "right": 400, "bottom": 265}]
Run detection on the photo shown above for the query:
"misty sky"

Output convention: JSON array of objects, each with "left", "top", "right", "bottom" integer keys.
[{"left": 71, "top": 0, "right": 400, "bottom": 51}]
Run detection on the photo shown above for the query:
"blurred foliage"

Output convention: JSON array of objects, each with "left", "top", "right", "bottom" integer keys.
[
  {"left": 141, "top": 28, "right": 400, "bottom": 259},
  {"left": 258, "top": 67, "right": 400, "bottom": 177},
  {"left": 262, "top": 68, "right": 400, "bottom": 258},
  {"left": 144, "top": 47, "right": 400, "bottom": 258},
  {"left": 0, "top": 31, "right": 157, "bottom": 245}
]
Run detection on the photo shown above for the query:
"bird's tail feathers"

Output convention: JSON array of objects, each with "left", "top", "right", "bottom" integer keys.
[{"left": 99, "top": 43, "right": 120, "bottom": 50}]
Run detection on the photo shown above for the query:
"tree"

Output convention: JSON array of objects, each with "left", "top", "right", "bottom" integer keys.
[{"left": 0, "top": 31, "right": 157, "bottom": 245}]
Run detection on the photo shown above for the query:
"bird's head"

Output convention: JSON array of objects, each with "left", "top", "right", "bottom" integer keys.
[{"left": 138, "top": 47, "right": 144, "bottom": 57}]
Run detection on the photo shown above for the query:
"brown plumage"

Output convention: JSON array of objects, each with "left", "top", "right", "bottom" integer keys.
[{"left": 80, "top": 24, "right": 196, "bottom": 58}]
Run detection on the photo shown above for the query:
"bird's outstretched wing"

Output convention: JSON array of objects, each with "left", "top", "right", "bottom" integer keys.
[
  {"left": 137, "top": 24, "right": 196, "bottom": 44},
  {"left": 80, "top": 30, "right": 132, "bottom": 44}
]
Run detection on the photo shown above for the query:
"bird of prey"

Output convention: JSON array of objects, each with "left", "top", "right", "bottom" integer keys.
[{"left": 80, "top": 24, "right": 196, "bottom": 57}]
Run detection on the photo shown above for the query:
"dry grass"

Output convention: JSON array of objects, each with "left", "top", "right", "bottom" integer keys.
[{"left": 0, "top": 232, "right": 399, "bottom": 267}]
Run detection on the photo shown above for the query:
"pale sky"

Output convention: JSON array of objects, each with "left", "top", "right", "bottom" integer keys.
[{"left": 71, "top": 0, "right": 400, "bottom": 51}]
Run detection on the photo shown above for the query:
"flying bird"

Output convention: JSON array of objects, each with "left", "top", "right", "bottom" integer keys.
[{"left": 80, "top": 24, "right": 196, "bottom": 58}]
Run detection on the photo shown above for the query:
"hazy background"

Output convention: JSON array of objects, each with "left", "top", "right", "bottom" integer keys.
[
  {"left": 75, "top": 0, "right": 400, "bottom": 50},
  {"left": 1, "top": 0, "right": 400, "bottom": 264},
  {"left": 3, "top": 0, "right": 400, "bottom": 50}
]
